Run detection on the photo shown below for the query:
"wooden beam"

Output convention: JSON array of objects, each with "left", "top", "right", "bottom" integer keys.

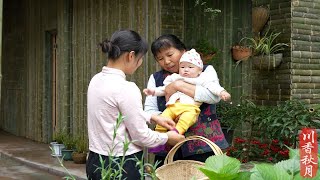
[{"left": 0, "top": 0, "right": 2, "bottom": 105}]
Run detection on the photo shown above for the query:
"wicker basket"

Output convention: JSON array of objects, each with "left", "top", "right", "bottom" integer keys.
[
  {"left": 252, "top": 6, "right": 269, "bottom": 33},
  {"left": 155, "top": 135, "right": 223, "bottom": 180}
]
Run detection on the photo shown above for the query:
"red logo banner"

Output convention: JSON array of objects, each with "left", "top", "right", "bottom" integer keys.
[{"left": 299, "top": 128, "right": 318, "bottom": 178}]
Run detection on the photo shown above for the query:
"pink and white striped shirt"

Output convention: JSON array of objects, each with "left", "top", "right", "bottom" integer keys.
[{"left": 87, "top": 67, "right": 168, "bottom": 156}]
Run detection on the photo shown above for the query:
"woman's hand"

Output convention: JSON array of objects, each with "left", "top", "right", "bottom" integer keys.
[
  {"left": 166, "top": 131, "right": 185, "bottom": 146},
  {"left": 165, "top": 80, "right": 196, "bottom": 101},
  {"left": 164, "top": 80, "right": 180, "bottom": 101},
  {"left": 151, "top": 115, "right": 175, "bottom": 130}
]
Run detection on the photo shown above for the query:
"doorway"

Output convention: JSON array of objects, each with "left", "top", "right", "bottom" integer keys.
[{"left": 44, "top": 30, "right": 57, "bottom": 142}]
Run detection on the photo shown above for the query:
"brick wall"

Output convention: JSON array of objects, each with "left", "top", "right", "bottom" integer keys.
[
  {"left": 252, "top": 0, "right": 320, "bottom": 105},
  {"left": 291, "top": 0, "right": 320, "bottom": 104},
  {"left": 160, "top": 0, "right": 184, "bottom": 39},
  {"left": 252, "top": 0, "right": 292, "bottom": 106}
]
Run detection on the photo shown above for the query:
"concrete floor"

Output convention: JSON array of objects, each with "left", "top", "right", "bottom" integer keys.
[
  {"left": 0, "top": 155, "right": 62, "bottom": 180},
  {"left": 0, "top": 130, "right": 255, "bottom": 180},
  {"left": 0, "top": 130, "right": 86, "bottom": 180}
]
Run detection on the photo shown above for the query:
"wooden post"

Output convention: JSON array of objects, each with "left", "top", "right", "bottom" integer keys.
[{"left": 0, "top": 0, "right": 3, "bottom": 105}]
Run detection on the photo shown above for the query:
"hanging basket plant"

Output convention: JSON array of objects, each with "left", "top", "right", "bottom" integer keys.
[
  {"left": 252, "top": 53, "right": 283, "bottom": 70},
  {"left": 231, "top": 45, "right": 252, "bottom": 61},
  {"left": 194, "top": 39, "right": 218, "bottom": 65},
  {"left": 198, "top": 51, "right": 216, "bottom": 62},
  {"left": 241, "top": 30, "right": 289, "bottom": 71}
]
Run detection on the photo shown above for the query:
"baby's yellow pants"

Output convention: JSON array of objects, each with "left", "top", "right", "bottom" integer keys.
[{"left": 155, "top": 102, "right": 200, "bottom": 134}]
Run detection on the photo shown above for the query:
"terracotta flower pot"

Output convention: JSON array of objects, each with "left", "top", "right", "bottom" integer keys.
[
  {"left": 231, "top": 46, "right": 252, "bottom": 61},
  {"left": 198, "top": 52, "right": 216, "bottom": 64}
]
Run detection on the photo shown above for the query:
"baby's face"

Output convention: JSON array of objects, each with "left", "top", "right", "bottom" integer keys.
[{"left": 179, "top": 62, "right": 202, "bottom": 78}]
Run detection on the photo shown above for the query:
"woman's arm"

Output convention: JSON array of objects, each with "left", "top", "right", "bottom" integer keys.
[
  {"left": 165, "top": 65, "right": 221, "bottom": 104},
  {"left": 164, "top": 80, "right": 196, "bottom": 101},
  {"left": 120, "top": 83, "right": 184, "bottom": 147},
  {"left": 198, "top": 66, "right": 225, "bottom": 96},
  {"left": 119, "top": 83, "right": 167, "bottom": 147}
]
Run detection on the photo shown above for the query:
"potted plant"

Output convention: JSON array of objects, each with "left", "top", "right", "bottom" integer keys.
[
  {"left": 72, "top": 137, "right": 88, "bottom": 164},
  {"left": 231, "top": 29, "right": 253, "bottom": 65},
  {"left": 194, "top": 39, "right": 218, "bottom": 65},
  {"left": 50, "top": 131, "right": 66, "bottom": 157},
  {"left": 61, "top": 135, "right": 75, "bottom": 161},
  {"left": 241, "top": 31, "right": 289, "bottom": 70},
  {"left": 231, "top": 44, "right": 252, "bottom": 61}
]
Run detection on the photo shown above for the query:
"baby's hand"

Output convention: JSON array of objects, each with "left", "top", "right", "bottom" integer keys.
[
  {"left": 220, "top": 90, "right": 231, "bottom": 101},
  {"left": 143, "top": 88, "right": 155, "bottom": 96}
]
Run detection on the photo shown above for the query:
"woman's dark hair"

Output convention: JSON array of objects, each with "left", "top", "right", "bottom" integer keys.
[
  {"left": 99, "top": 29, "right": 148, "bottom": 60},
  {"left": 151, "top": 34, "right": 186, "bottom": 57}
]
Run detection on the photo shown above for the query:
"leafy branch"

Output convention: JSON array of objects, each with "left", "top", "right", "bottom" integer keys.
[{"left": 194, "top": 0, "right": 221, "bottom": 20}]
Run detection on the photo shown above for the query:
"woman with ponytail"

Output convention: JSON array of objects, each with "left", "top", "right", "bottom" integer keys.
[{"left": 86, "top": 30, "right": 184, "bottom": 180}]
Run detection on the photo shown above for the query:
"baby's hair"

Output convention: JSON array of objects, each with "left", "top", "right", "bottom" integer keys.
[{"left": 99, "top": 29, "right": 148, "bottom": 60}]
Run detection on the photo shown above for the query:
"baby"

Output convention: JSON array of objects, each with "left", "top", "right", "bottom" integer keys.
[{"left": 143, "top": 49, "right": 230, "bottom": 153}]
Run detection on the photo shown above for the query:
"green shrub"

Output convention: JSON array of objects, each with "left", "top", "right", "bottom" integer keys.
[
  {"left": 62, "top": 135, "right": 75, "bottom": 150},
  {"left": 53, "top": 131, "right": 67, "bottom": 144},
  {"left": 218, "top": 99, "right": 320, "bottom": 163},
  {"left": 74, "top": 137, "right": 88, "bottom": 153}
]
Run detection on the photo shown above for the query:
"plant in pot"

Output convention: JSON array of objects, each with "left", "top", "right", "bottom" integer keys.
[
  {"left": 61, "top": 135, "right": 75, "bottom": 161},
  {"left": 50, "top": 131, "right": 66, "bottom": 157},
  {"left": 241, "top": 30, "right": 289, "bottom": 70},
  {"left": 72, "top": 137, "right": 88, "bottom": 164},
  {"left": 231, "top": 44, "right": 252, "bottom": 62},
  {"left": 194, "top": 39, "right": 218, "bottom": 65},
  {"left": 231, "top": 29, "right": 253, "bottom": 66}
]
